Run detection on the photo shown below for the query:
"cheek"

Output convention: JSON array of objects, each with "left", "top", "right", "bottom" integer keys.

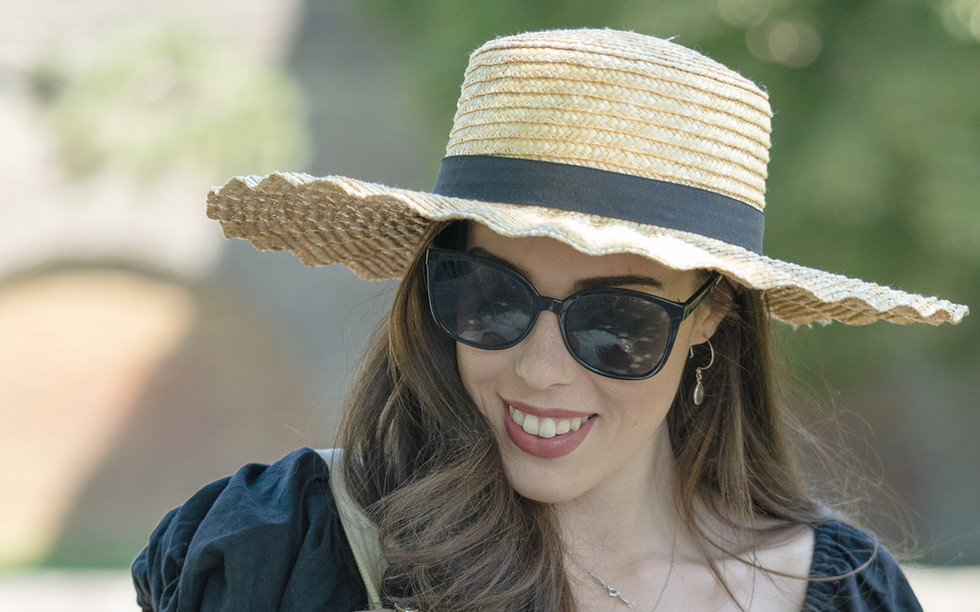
[
  {"left": 612, "top": 332, "right": 692, "bottom": 419},
  {"left": 455, "top": 344, "right": 503, "bottom": 409},
  {"left": 456, "top": 343, "right": 477, "bottom": 396}
]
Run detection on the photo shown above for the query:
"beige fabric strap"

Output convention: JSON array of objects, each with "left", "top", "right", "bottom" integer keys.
[{"left": 317, "top": 448, "right": 385, "bottom": 609}]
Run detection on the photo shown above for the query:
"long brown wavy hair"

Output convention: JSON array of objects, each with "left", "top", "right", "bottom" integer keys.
[{"left": 339, "top": 221, "right": 835, "bottom": 611}]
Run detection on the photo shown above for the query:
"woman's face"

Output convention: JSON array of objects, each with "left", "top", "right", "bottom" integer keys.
[{"left": 455, "top": 224, "right": 723, "bottom": 505}]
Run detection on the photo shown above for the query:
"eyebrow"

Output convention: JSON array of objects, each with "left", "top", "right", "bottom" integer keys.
[{"left": 467, "top": 247, "right": 664, "bottom": 293}]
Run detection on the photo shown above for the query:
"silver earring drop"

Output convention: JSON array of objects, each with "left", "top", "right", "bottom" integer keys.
[{"left": 691, "top": 339, "right": 715, "bottom": 406}]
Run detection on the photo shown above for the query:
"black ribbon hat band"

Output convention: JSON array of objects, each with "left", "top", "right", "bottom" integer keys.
[{"left": 433, "top": 155, "right": 765, "bottom": 255}]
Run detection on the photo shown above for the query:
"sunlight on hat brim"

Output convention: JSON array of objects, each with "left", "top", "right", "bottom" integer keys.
[{"left": 207, "top": 172, "right": 967, "bottom": 328}]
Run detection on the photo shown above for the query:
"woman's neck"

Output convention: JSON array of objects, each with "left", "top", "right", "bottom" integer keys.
[
  {"left": 556, "top": 426, "right": 680, "bottom": 566},
  {"left": 551, "top": 427, "right": 816, "bottom": 612}
]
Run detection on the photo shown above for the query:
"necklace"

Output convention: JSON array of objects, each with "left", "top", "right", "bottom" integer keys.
[
  {"left": 589, "top": 564, "right": 672, "bottom": 612},
  {"left": 573, "top": 531, "right": 677, "bottom": 612}
]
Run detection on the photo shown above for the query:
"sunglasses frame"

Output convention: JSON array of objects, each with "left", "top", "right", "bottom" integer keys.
[{"left": 425, "top": 248, "right": 723, "bottom": 380}]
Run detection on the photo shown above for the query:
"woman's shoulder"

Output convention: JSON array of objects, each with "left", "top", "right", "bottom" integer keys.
[
  {"left": 131, "top": 447, "right": 367, "bottom": 612},
  {"left": 803, "top": 520, "right": 923, "bottom": 611}
]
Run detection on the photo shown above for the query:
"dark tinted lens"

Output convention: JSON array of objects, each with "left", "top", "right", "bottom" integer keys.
[
  {"left": 430, "top": 256, "right": 535, "bottom": 347},
  {"left": 564, "top": 293, "right": 671, "bottom": 377}
]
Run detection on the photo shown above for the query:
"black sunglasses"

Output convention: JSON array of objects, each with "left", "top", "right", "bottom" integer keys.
[{"left": 425, "top": 248, "right": 722, "bottom": 380}]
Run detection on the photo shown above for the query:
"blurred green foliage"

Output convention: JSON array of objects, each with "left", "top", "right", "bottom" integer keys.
[
  {"left": 37, "top": 24, "right": 310, "bottom": 180},
  {"left": 349, "top": 0, "right": 980, "bottom": 563},
  {"left": 362, "top": 0, "right": 979, "bottom": 384}
]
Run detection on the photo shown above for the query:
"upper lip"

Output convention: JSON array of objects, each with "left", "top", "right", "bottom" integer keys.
[{"left": 502, "top": 397, "right": 595, "bottom": 420}]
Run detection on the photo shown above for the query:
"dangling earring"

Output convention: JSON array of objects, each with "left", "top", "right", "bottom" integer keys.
[{"left": 690, "top": 339, "right": 715, "bottom": 406}]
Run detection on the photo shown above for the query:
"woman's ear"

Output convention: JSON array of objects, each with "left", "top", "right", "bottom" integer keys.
[{"left": 690, "top": 278, "right": 736, "bottom": 345}]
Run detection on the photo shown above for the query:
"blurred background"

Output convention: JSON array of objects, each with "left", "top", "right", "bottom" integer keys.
[{"left": 1, "top": 0, "right": 977, "bottom": 608}]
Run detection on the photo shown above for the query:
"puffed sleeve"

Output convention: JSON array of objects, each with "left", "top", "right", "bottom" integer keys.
[
  {"left": 803, "top": 520, "right": 923, "bottom": 612},
  {"left": 131, "top": 448, "right": 368, "bottom": 612}
]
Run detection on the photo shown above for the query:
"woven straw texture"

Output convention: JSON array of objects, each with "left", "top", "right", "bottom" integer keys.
[
  {"left": 206, "top": 29, "right": 967, "bottom": 327},
  {"left": 448, "top": 29, "right": 771, "bottom": 211}
]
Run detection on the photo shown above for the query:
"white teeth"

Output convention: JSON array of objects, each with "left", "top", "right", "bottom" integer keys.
[
  {"left": 538, "top": 417, "right": 557, "bottom": 438},
  {"left": 509, "top": 405, "right": 586, "bottom": 439},
  {"left": 522, "top": 414, "right": 539, "bottom": 436}
]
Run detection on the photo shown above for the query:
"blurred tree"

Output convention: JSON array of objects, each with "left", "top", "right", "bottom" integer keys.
[
  {"left": 37, "top": 23, "right": 310, "bottom": 180},
  {"left": 359, "top": 0, "right": 978, "bottom": 381},
  {"left": 355, "top": 0, "right": 980, "bottom": 563}
]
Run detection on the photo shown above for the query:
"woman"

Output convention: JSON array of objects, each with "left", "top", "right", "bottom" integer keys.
[{"left": 133, "top": 29, "right": 967, "bottom": 611}]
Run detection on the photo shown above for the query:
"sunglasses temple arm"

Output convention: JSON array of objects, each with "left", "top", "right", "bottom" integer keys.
[{"left": 682, "top": 274, "right": 724, "bottom": 319}]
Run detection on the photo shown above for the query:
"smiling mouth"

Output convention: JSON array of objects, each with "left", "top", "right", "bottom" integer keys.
[{"left": 508, "top": 404, "right": 592, "bottom": 439}]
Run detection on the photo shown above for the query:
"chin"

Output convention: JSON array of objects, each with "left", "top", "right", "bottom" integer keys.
[
  {"left": 497, "top": 454, "right": 589, "bottom": 505},
  {"left": 510, "top": 480, "right": 578, "bottom": 505}
]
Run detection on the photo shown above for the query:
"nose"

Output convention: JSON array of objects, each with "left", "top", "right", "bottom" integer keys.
[{"left": 513, "top": 311, "right": 578, "bottom": 389}]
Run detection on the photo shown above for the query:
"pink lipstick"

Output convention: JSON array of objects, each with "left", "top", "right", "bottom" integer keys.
[{"left": 502, "top": 398, "right": 596, "bottom": 459}]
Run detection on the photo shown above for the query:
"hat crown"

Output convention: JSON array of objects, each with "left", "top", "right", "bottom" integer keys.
[{"left": 444, "top": 29, "right": 772, "bottom": 212}]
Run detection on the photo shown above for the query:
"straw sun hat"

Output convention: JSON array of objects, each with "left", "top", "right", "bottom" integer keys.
[{"left": 207, "top": 28, "right": 967, "bottom": 327}]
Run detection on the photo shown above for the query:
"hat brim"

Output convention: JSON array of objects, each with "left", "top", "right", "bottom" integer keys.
[{"left": 207, "top": 171, "right": 967, "bottom": 327}]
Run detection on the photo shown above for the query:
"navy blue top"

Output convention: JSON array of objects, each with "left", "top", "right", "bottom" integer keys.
[{"left": 132, "top": 448, "right": 923, "bottom": 611}]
